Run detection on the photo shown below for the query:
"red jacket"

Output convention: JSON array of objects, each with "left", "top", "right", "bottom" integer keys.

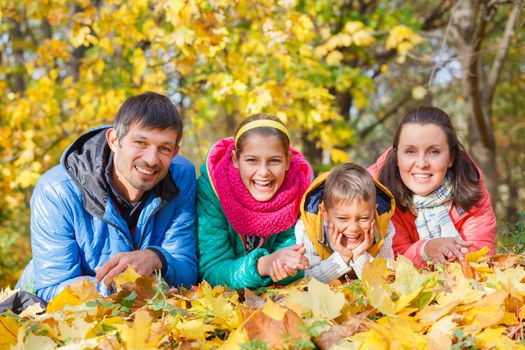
[{"left": 368, "top": 149, "right": 497, "bottom": 267}]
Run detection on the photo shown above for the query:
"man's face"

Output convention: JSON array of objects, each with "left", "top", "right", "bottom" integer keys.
[{"left": 107, "top": 122, "right": 179, "bottom": 202}]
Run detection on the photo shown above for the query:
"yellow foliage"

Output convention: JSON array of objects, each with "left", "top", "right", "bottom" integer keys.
[
  {"left": 118, "top": 310, "right": 166, "bottom": 348},
  {"left": 386, "top": 25, "right": 423, "bottom": 63},
  {"left": 331, "top": 148, "right": 349, "bottom": 164},
  {"left": 0, "top": 315, "right": 19, "bottom": 348}
]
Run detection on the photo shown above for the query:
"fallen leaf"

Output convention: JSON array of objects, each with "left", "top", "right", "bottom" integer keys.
[
  {"left": 118, "top": 309, "right": 166, "bottom": 348},
  {"left": 243, "top": 306, "right": 307, "bottom": 348}
]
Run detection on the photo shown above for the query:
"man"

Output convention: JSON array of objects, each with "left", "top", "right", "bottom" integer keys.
[{"left": 17, "top": 92, "right": 197, "bottom": 301}]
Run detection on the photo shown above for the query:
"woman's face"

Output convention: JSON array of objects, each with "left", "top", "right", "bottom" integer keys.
[
  {"left": 233, "top": 134, "right": 290, "bottom": 202},
  {"left": 396, "top": 123, "right": 453, "bottom": 196}
]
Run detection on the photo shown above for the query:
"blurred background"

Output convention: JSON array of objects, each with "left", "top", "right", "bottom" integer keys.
[{"left": 1, "top": 0, "right": 524, "bottom": 287}]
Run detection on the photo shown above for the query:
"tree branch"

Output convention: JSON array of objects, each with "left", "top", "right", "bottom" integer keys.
[
  {"left": 358, "top": 91, "right": 412, "bottom": 139},
  {"left": 484, "top": 0, "right": 523, "bottom": 103}
]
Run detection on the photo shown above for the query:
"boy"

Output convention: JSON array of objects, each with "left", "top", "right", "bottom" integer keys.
[{"left": 295, "top": 163, "right": 395, "bottom": 283}]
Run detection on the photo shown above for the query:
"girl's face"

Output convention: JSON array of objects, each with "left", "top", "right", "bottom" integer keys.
[
  {"left": 233, "top": 134, "right": 290, "bottom": 202},
  {"left": 396, "top": 123, "right": 453, "bottom": 196}
]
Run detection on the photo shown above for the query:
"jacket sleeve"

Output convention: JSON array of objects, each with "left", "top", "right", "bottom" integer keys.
[
  {"left": 390, "top": 209, "right": 428, "bottom": 268},
  {"left": 457, "top": 186, "right": 497, "bottom": 255},
  {"left": 30, "top": 175, "right": 86, "bottom": 301},
  {"left": 197, "top": 173, "right": 273, "bottom": 289},
  {"left": 148, "top": 159, "right": 198, "bottom": 288}
]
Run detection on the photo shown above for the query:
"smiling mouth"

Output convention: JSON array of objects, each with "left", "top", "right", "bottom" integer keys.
[
  {"left": 135, "top": 165, "right": 157, "bottom": 176},
  {"left": 412, "top": 174, "right": 432, "bottom": 182},
  {"left": 341, "top": 234, "right": 362, "bottom": 246},
  {"left": 252, "top": 180, "right": 273, "bottom": 189}
]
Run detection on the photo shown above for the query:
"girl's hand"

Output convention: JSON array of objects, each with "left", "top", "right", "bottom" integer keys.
[
  {"left": 269, "top": 258, "right": 294, "bottom": 282},
  {"left": 327, "top": 223, "right": 353, "bottom": 263},
  {"left": 257, "top": 244, "right": 309, "bottom": 278},
  {"left": 424, "top": 237, "right": 474, "bottom": 264}
]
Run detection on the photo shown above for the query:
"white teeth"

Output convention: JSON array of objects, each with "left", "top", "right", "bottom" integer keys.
[
  {"left": 136, "top": 166, "right": 155, "bottom": 175},
  {"left": 253, "top": 180, "right": 271, "bottom": 186},
  {"left": 413, "top": 174, "right": 431, "bottom": 179}
]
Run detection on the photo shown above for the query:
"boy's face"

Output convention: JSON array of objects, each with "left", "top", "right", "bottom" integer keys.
[{"left": 320, "top": 198, "right": 376, "bottom": 250}]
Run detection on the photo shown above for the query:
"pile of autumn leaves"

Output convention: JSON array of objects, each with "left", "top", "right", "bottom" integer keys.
[{"left": 1, "top": 248, "right": 525, "bottom": 349}]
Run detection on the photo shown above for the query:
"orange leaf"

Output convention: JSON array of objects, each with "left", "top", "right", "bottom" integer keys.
[{"left": 243, "top": 306, "right": 308, "bottom": 348}]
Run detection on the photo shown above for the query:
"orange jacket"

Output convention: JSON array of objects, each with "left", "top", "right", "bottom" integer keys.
[{"left": 368, "top": 149, "right": 497, "bottom": 267}]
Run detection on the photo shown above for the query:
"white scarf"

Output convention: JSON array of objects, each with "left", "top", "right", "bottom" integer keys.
[{"left": 412, "top": 177, "right": 460, "bottom": 241}]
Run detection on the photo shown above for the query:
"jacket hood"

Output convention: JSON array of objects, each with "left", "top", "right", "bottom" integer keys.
[
  {"left": 61, "top": 126, "right": 111, "bottom": 219},
  {"left": 300, "top": 170, "right": 396, "bottom": 259},
  {"left": 61, "top": 126, "right": 179, "bottom": 219}
]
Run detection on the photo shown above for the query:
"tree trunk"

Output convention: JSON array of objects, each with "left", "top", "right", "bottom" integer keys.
[{"left": 450, "top": 0, "right": 522, "bottom": 204}]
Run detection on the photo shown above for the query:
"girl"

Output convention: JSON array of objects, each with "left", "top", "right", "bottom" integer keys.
[
  {"left": 197, "top": 114, "right": 313, "bottom": 288},
  {"left": 368, "top": 106, "right": 497, "bottom": 267}
]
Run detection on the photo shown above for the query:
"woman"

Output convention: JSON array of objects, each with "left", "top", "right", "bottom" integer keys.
[
  {"left": 368, "top": 106, "right": 496, "bottom": 267},
  {"left": 197, "top": 113, "right": 313, "bottom": 288}
]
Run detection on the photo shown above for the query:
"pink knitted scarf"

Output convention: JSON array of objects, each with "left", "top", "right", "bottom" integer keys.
[{"left": 208, "top": 138, "right": 312, "bottom": 245}]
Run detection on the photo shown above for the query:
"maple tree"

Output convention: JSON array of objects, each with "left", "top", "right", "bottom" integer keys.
[
  {"left": 1, "top": 249, "right": 525, "bottom": 349},
  {"left": 0, "top": 0, "right": 426, "bottom": 285}
]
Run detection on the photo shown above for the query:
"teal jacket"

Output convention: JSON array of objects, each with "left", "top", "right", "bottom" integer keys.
[{"left": 197, "top": 141, "right": 306, "bottom": 289}]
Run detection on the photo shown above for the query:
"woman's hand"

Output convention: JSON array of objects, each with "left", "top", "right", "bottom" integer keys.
[
  {"left": 423, "top": 237, "right": 473, "bottom": 264},
  {"left": 257, "top": 244, "right": 310, "bottom": 282}
]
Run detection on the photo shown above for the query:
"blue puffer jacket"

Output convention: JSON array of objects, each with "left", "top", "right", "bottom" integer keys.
[{"left": 17, "top": 126, "right": 198, "bottom": 301}]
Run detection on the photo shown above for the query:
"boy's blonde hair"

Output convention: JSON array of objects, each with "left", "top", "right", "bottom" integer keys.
[{"left": 323, "top": 163, "right": 376, "bottom": 209}]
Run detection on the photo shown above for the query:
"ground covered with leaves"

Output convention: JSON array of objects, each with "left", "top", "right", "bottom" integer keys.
[{"left": 1, "top": 248, "right": 525, "bottom": 349}]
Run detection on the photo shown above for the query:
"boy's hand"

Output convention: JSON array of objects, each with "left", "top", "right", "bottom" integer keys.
[
  {"left": 351, "top": 221, "right": 375, "bottom": 261},
  {"left": 327, "top": 223, "right": 353, "bottom": 263}
]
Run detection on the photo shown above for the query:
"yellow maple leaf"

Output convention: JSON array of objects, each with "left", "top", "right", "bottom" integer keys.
[
  {"left": 118, "top": 309, "right": 165, "bottom": 348},
  {"left": 114, "top": 265, "right": 142, "bottom": 288},
  {"left": 465, "top": 246, "right": 490, "bottom": 262},
  {"left": 495, "top": 267, "right": 525, "bottom": 294},
  {"left": 416, "top": 300, "right": 462, "bottom": 327},
  {"left": 176, "top": 318, "right": 216, "bottom": 341},
  {"left": 56, "top": 316, "right": 93, "bottom": 342},
  {"left": 475, "top": 327, "right": 511, "bottom": 348},
  {"left": 223, "top": 326, "right": 249, "bottom": 349},
  {"left": 0, "top": 315, "right": 19, "bottom": 348},
  {"left": 366, "top": 285, "right": 395, "bottom": 315},
  {"left": 261, "top": 299, "right": 287, "bottom": 321},
  {"left": 427, "top": 315, "right": 458, "bottom": 350},
  {"left": 463, "top": 290, "right": 508, "bottom": 328},
  {"left": 46, "top": 278, "right": 100, "bottom": 313},
  {"left": 304, "top": 278, "right": 345, "bottom": 319},
  {"left": 361, "top": 257, "right": 389, "bottom": 288}
]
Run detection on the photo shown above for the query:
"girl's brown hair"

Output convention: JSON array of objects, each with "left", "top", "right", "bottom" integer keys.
[{"left": 233, "top": 113, "right": 290, "bottom": 156}]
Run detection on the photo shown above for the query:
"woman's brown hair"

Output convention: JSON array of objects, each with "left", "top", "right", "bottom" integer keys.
[{"left": 378, "top": 106, "right": 483, "bottom": 211}]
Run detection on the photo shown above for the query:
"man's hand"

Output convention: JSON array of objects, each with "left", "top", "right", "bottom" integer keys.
[
  {"left": 424, "top": 237, "right": 474, "bottom": 264},
  {"left": 94, "top": 249, "right": 162, "bottom": 287}
]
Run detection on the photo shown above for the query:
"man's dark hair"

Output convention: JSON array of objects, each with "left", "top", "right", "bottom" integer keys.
[{"left": 114, "top": 91, "right": 183, "bottom": 145}]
